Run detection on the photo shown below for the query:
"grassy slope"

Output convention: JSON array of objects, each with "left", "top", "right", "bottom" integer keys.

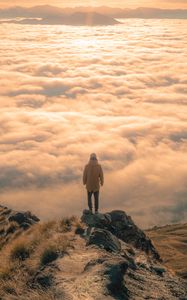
[
  {"left": 146, "top": 223, "right": 187, "bottom": 279},
  {"left": 0, "top": 216, "right": 82, "bottom": 299}
]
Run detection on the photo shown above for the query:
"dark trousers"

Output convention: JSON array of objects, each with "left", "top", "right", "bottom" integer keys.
[{"left": 87, "top": 191, "right": 99, "bottom": 212}]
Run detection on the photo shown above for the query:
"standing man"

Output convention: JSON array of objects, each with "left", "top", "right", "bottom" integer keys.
[{"left": 83, "top": 153, "right": 104, "bottom": 214}]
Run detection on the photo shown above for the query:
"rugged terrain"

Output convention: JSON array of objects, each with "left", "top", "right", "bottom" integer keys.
[{"left": 0, "top": 205, "right": 187, "bottom": 300}]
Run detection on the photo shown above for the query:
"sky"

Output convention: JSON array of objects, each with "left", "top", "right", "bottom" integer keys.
[
  {"left": 0, "top": 0, "right": 187, "bottom": 9},
  {"left": 0, "top": 18, "right": 187, "bottom": 228}
]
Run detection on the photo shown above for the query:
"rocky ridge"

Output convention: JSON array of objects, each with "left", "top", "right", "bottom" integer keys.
[
  {"left": 0, "top": 206, "right": 187, "bottom": 299},
  {"left": 50, "top": 210, "right": 187, "bottom": 300},
  {"left": 81, "top": 209, "right": 160, "bottom": 260}
]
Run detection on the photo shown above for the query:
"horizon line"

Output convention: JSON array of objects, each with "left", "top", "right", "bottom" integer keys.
[{"left": 1, "top": 5, "right": 187, "bottom": 11}]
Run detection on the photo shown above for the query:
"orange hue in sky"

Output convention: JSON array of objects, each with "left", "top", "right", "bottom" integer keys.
[{"left": 0, "top": 0, "right": 187, "bottom": 9}]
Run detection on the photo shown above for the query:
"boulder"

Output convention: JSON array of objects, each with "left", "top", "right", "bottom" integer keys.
[
  {"left": 81, "top": 209, "right": 111, "bottom": 228},
  {"left": 107, "top": 210, "right": 160, "bottom": 260},
  {"left": 87, "top": 228, "right": 121, "bottom": 252}
]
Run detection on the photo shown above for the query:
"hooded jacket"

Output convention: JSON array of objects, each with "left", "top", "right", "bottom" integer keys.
[{"left": 83, "top": 159, "right": 104, "bottom": 192}]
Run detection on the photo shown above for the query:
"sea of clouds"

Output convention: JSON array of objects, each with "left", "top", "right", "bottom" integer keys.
[{"left": 0, "top": 19, "right": 187, "bottom": 228}]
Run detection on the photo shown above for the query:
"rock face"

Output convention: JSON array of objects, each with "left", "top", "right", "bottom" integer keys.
[
  {"left": 55, "top": 223, "right": 187, "bottom": 300},
  {"left": 88, "top": 228, "right": 121, "bottom": 252},
  {"left": 81, "top": 209, "right": 160, "bottom": 260},
  {"left": 0, "top": 205, "right": 39, "bottom": 248},
  {"left": 81, "top": 210, "right": 112, "bottom": 228}
]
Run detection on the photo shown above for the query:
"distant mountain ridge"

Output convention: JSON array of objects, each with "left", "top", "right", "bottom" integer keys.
[
  {"left": 0, "top": 5, "right": 187, "bottom": 21},
  {"left": 0, "top": 12, "right": 120, "bottom": 26},
  {"left": 0, "top": 6, "right": 120, "bottom": 25}
]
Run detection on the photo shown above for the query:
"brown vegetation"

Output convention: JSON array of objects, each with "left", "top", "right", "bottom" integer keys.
[
  {"left": 0, "top": 217, "right": 76, "bottom": 299},
  {"left": 146, "top": 223, "right": 187, "bottom": 279}
]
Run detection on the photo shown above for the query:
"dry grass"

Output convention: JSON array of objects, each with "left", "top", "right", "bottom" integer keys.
[
  {"left": 0, "top": 217, "right": 74, "bottom": 299},
  {"left": 23, "top": 289, "right": 57, "bottom": 300},
  {"left": 0, "top": 214, "right": 6, "bottom": 222},
  {"left": 0, "top": 281, "right": 58, "bottom": 300},
  {"left": 37, "top": 221, "right": 57, "bottom": 235},
  {"left": 59, "top": 218, "right": 72, "bottom": 232},
  {"left": 146, "top": 223, "right": 187, "bottom": 278},
  {"left": 10, "top": 240, "right": 32, "bottom": 261},
  {"left": 74, "top": 220, "right": 85, "bottom": 235},
  {"left": 40, "top": 245, "right": 59, "bottom": 266},
  {"left": 0, "top": 264, "right": 12, "bottom": 280},
  {"left": 58, "top": 215, "right": 78, "bottom": 232},
  {"left": 5, "top": 222, "right": 19, "bottom": 235},
  {"left": 40, "top": 233, "right": 70, "bottom": 265}
]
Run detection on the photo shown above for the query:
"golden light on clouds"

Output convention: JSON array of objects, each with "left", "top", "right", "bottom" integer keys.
[{"left": 0, "top": 18, "right": 187, "bottom": 227}]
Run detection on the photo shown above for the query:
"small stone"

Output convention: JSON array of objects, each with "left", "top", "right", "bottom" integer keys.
[{"left": 152, "top": 265, "right": 166, "bottom": 275}]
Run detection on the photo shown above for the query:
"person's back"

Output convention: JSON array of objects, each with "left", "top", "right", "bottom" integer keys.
[{"left": 83, "top": 153, "right": 104, "bottom": 214}]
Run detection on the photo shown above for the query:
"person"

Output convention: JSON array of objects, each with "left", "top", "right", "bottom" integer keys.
[{"left": 83, "top": 153, "right": 104, "bottom": 214}]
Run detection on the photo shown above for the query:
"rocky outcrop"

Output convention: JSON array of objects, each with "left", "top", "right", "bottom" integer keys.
[
  {"left": 55, "top": 229, "right": 187, "bottom": 300},
  {"left": 81, "top": 209, "right": 160, "bottom": 260},
  {"left": 81, "top": 210, "right": 112, "bottom": 228},
  {"left": 88, "top": 228, "right": 121, "bottom": 252},
  {"left": 0, "top": 205, "right": 187, "bottom": 299},
  {"left": 8, "top": 211, "right": 39, "bottom": 226},
  {"left": 75, "top": 210, "right": 187, "bottom": 299},
  {"left": 0, "top": 205, "right": 39, "bottom": 248}
]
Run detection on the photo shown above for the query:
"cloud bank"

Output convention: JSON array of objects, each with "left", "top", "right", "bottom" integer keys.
[{"left": 0, "top": 19, "right": 187, "bottom": 228}]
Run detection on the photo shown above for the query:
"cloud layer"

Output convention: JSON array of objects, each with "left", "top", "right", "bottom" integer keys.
[{"left": 0, "top": 19, "right": 187, "bottom": 228}]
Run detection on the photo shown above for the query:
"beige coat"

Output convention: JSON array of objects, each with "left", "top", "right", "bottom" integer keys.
[{"left": 83, "top": 160, "right": 104, "bottom": 192}]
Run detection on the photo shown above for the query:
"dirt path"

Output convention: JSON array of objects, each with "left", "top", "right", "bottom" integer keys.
[{"left": 55, "top": 235, "right": 110, "bottom": 300}]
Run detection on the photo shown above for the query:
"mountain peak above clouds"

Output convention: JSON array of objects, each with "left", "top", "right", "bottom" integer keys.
[
  {"left": 0, "top": 6, "right": 120, "bottom": 26},
  {"left": 0, "top": 205, "right": 187, "bottom": 299},
  {"left": 0, "top": 5, "right": 187, "bottom": 21}
]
